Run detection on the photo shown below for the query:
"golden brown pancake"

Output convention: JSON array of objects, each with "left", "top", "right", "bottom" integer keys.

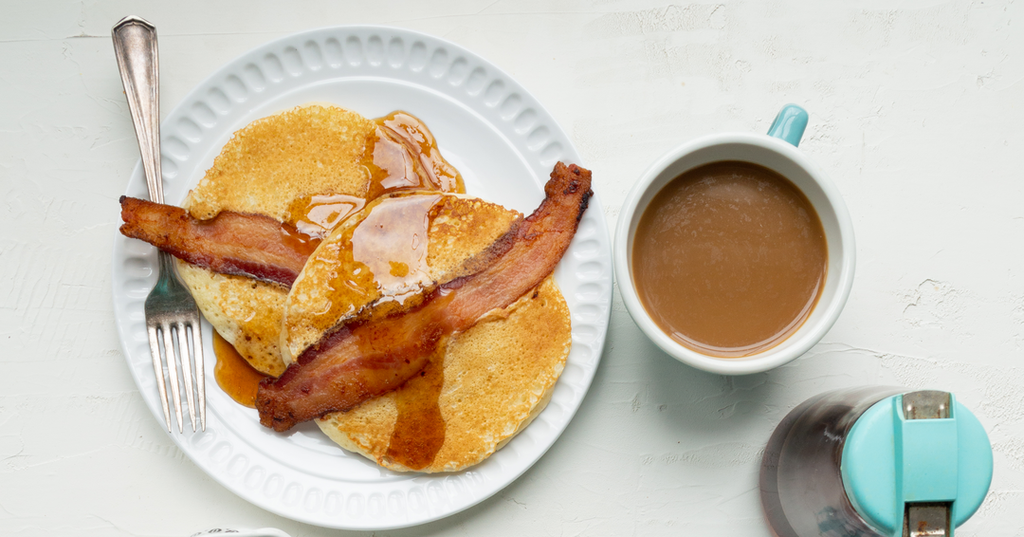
[
  {"left": 178, "top": 105, "right": 375, "bottom": 376},
  {"left": 175, "top": 103, "right": 572, "bottom": 472},
  {"left": 285, "top": 193, "right": 572, "bottom": 472},
  {"left": 186, "top": 105, "right": 374, "bottom": 223},
  {"left": 315, "top": 277, "right": 569, "bottom": 473}
]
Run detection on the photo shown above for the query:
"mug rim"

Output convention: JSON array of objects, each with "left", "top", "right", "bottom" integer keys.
[{"left": 613, "top": 132, "right": 856, "bottom": 375}]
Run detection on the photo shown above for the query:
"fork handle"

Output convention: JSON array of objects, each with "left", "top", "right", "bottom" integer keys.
[{"left": 112, "top": 16, "right": 163, "bottom": 204}]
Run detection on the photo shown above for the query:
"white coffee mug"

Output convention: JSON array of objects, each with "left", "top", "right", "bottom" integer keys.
[{"left": 614, "top": 105, "right": 855, "bottom": 375}]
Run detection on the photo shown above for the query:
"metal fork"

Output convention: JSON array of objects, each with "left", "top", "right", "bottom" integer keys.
[{"left": 113, "top": 15, "right": 206, "bottom": 433}]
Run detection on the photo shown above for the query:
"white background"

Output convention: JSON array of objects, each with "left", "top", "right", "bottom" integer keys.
[{"left": 2, "top": 1, "right": 1022, "bottom": 535}]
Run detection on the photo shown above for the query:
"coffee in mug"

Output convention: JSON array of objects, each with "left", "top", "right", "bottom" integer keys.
[
  {"left": 614, "top": 104, "right": 855, "bottom": 375},
  {"left": 631, "top": 160, "right": 827, "bottom": 357}
]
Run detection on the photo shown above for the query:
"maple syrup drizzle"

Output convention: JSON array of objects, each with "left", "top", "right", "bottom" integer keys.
[
  {"left": 364, "top": 111, "right": 465, "bottom": 201},
  {"left": 350, "top": 194, "right": 441, "bottom": 305},
  {"left": 295, "top": 193, "right": 446, "bottom": 332},
  {"left": 213, "top": 331, "right": 270, "bottom": 408},
  {"left": 290, "top": 193, "right": 365, "bottom": 239},
  {"left": 285, "top": 110, "right": 464, "bottom": 238},
  {"left": 229, "top": 110, "right": 465, "bottom": 468},
  {"left": 379, "top": 111, "right": 464, "bottom": 193},
  {"left": 384, "top": 349, "right": 447, "bottom": 470}
]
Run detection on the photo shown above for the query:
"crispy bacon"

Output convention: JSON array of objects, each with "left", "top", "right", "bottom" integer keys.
[
  {"left": 256, "top": 162, "right": 593, "bottom": 431},
  {"left": 119, "top": 196, "right": 320, "bottom": 287}
]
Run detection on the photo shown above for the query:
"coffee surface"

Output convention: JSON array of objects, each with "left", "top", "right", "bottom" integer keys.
[{"left": 632, "top": 161, "right": 827, "bottom": 357}]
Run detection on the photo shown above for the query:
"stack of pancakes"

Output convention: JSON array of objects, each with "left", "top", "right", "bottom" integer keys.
[{"left": 176, "top": 104, "right": 571, "bottom": 472}]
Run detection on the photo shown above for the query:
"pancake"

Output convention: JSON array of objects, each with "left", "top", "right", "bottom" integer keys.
[
  {"left": 185, "top": 104, "right": 373, "bottom": 223},
  {"left": 169, "top": 102, "right": 573, "bottom": 472},
  {"left": 284, "top": 193, "right": 572, "bottom": 472},
  {"left": 178, "top": 104, "right": 375, "bottom": 376},
  {"left": 315, "top": 277, "right": 569, "bottom": 473}
]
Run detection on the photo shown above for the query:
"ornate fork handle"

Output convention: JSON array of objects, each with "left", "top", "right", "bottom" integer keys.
[{"left": 112, "top": 16, "right": 163, "bottom": 204}]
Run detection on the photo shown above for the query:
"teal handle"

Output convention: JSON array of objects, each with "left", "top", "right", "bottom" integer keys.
[{"left": 767, "top": 104, "right": 808, "bottom": 147}]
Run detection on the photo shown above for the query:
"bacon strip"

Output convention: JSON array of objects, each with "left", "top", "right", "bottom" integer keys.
[
  {"left": 119, "top": 196, "right": 320, "bottom": 287},
  {"left": 256, "top": 162, "right": 593, "bottom": 431}
]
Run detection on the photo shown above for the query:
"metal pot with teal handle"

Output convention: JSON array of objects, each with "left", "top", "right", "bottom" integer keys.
[{"left": 760, "top": 386, "right": 993, "bottom": 537}]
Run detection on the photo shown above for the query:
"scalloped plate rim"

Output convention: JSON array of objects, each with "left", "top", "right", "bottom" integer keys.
[{"left": 110, "top": 25, "right": 611, "bottom": 530}]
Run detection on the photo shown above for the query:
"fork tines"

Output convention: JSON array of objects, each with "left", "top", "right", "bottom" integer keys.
[
  {"left": 144, "top": 252, "right": 207, "bottom": 433},
  {"left": 147, "top": 320, "right": 206, "bottom": 433}
]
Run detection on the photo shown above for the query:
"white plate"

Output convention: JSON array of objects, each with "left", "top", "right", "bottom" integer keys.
[{"left": 111, "top": 26, "right": 611, "bottom": 530}]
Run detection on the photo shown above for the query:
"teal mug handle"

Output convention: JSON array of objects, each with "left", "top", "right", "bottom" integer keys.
[{"left": 767, "top": 104, "right": 808, "bottom": 147}]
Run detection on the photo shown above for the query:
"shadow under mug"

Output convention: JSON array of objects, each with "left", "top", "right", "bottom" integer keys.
[{"left": 613, "top": 105, "right": 855, "bottom": 375}]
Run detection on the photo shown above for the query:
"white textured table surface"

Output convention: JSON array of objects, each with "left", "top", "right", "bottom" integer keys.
[{"left": 3, "top": 1, "right": 1022, "bottom": 535}]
